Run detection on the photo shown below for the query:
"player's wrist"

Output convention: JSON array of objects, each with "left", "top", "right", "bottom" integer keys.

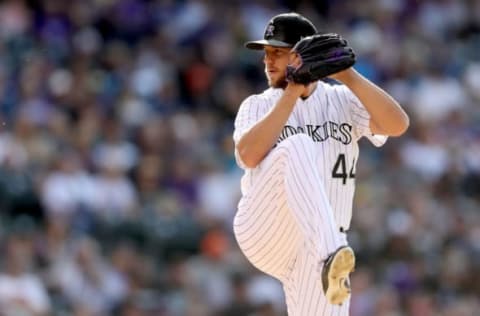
[
  {"left": 284, "top": 83, "right": 306, "bottom": 98},
  {"left": 330, "top": 68, "right": 358, "bottom": 85}
]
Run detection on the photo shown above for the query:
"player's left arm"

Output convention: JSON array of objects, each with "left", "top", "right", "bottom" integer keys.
[{"left": 331, "top": 68, "right": 409, "bottom": 136}]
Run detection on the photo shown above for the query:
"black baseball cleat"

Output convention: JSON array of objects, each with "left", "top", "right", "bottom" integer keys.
[{"left": 321, "top": 246, "right": 355, "bottom": 305}]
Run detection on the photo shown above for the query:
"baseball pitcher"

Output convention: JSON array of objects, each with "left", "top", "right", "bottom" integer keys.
[{"left": 232, "top": 13, "right": 409, "bottom": 316}]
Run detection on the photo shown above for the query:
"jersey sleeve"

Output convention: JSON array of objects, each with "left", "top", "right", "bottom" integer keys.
[
  {"left": 233, "top": 95, "right": 269, "bottom": 169},
  {"left": 344, "top": 87, "right": 388, "bottom": 147}
]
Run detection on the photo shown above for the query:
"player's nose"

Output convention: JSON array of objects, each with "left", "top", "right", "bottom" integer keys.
[{"left": 263, "top": 53, "right": 274, "bottom": 65}]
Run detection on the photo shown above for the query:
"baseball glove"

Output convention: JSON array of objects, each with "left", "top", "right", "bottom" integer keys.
[{"left": 286, "top": 33, "right": 356, "bottom": 85}]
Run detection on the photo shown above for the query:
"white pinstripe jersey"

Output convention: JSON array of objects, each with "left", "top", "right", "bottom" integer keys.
[{"left": 233, "top": 81, "right": 387, "bottom": 230}]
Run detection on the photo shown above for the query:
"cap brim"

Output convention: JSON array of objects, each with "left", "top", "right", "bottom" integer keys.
[{"left": 244, "top": 39, "right": 292, "bottom": 50}]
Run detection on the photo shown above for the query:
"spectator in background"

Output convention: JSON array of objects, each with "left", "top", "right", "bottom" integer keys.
[
  {"left": 48, "top": 236, "right": 128, "bottom": 315},
  {"left": 0, "top": 230, "right": 51, "bottom": 316},
  {"left": 41, "top": 148, "right": 97, "bottom": 227}
]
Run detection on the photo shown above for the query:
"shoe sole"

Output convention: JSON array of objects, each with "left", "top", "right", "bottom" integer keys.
[{"left": 324, "top": 246, "right": 355, "bottom": 305}]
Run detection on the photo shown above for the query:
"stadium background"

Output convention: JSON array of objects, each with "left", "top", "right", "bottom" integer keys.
[{"left": 0, "top": 0, "right": 478, "bottom": 315}]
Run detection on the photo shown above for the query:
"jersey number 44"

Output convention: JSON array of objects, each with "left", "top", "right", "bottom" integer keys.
[{"left": 332, "top": 154, "right": 355, "bottom": 185}]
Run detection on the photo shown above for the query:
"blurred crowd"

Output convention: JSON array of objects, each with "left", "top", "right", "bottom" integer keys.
[{"left": 0, "top": 0, "right": 478, "bottom": 315}]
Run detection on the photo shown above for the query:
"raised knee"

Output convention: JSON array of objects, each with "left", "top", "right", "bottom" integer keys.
[
  {"left": 274, "top": 134, "right": 316, "bottom": 163},
  {"left": 277, "top": 133, "right": 314, "bottom": 149}
]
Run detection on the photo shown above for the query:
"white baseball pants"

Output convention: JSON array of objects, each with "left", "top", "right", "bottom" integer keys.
[{"left": 234, "top": 134, "right": 350, "bottom": 316}]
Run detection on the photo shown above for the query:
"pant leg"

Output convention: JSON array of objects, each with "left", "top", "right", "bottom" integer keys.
[
  {"left": 233, "top": 134, "right": 344, "bottom": 281},
  {"left": 283, "top": 246, "right": 351, "bottom": 316}
]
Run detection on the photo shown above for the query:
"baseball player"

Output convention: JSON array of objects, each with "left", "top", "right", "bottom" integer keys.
[{"left": 233, "top": 13, "right": 409, "bottom": 315}]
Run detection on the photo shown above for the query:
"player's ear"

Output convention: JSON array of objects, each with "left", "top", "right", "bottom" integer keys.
[{"left": 289, "top": 52, "right": 301, "bottom": 68}]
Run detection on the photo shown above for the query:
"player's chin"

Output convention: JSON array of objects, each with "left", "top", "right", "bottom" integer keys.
[{"left": 267, "top": 75, "right": 288, "bottom": 89}]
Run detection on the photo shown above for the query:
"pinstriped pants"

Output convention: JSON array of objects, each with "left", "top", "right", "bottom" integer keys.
[{"left": 234, "top": 134, "right": 350, "bottom": 316}]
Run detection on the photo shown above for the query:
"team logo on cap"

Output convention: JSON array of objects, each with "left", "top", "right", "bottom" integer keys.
[{"left": 265, "top": 24, "right": 275, "bottom": 38}]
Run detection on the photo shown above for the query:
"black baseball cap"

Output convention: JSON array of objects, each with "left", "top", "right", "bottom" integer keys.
[{"left": 245, "top": 13, "right": 317, "bottom": 50}]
